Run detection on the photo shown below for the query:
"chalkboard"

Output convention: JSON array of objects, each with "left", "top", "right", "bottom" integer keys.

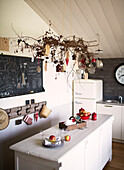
[{"left": 0, "top": 54, "right": 45, "bottom": 98}]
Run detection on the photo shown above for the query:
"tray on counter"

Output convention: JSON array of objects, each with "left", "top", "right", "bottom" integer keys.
[{"left": 59, "top": 121, "right": 87, "bottom": 131}]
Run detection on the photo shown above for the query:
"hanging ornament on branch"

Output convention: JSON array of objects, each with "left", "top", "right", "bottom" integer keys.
[{"left": 66, "top": 51, "right": 69, "bottom": 66}]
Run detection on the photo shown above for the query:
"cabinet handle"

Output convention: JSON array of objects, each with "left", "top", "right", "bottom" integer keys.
[
  {"left": 75, "top": 92, "right": 82, "bottom": 95},
  {"left": 104, "top": 105, "right": 113, "bottom": 107},
  {"left": 84, "top": 140, "right": 88, "bottom": 149},
  {"left": 75, "top": 101, "right": 82, "bottom": 104}
]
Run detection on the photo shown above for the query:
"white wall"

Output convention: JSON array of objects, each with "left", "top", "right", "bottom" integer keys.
[
  {"left": 0, "top": 1, "right": 73, "bottom": 169},
  {"left": 0, "top": 0, "right": 72, "bottom": 117},
  {"left": 0, "top": 0, "right": 50, "bottom": 37}
]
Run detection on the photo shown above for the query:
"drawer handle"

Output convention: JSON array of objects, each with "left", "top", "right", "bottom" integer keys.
[
  {"left": 105, "top": 105, "right": 113, "bottom": 107},
  {"left": 75, "top": 101, "right": 82, "bottom": 104},
  {"left": 75, "top": 92, "right": 82, "bottom": 95}
]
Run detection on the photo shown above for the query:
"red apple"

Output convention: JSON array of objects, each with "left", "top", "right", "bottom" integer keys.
[
  {"left": 87, "top": 112, "right": 91, "bottom": 116},
  {"left": 79, "top": 108, "right": 85, "bottom": 114},
  {"left": 80, "top": 114, "right": 84, "bottom": 116},
  {"left": 65, "top": 135, "right": 71, "bottom": 141},
  {"left": 49, "top": 135, "right": 56, "bottom": 142},
  {"left": 83, "top": 112, "right": 88, "bottom": 116}
]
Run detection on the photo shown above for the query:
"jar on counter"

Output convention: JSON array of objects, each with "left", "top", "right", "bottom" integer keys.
[{"left": 92, "top": 112, "right": 97, "bottom": 121}]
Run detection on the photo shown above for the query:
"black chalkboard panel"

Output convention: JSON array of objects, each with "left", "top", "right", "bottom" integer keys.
[{"left": 0, "top": 54, "right": 45, "bottom": 98}]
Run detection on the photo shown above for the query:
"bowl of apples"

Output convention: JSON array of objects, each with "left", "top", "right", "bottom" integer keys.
[{"left": 77, "top": 108, "right": 91, "bottom": 120}]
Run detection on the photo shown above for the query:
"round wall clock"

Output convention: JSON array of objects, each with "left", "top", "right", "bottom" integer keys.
[{"left": 115, "top": 63, "right": 124, "bottom": 85}]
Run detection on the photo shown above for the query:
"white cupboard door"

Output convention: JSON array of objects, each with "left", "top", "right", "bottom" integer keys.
[
  {"left": 97, "top": 104, "right": 121, "bottom": 140},
  {"left": 59, "top": 142, "right": 84, "bottom": 170},
  {"left": 99, "top": 121, "right": 112, "bottom": 169},
  {"left": 122, "top": 107, "right": 124, "bottom": 140},
  {"left": 74, "top": 98, "right": 96, "bottom": 116},
  {"left": 74, "top": 82, "right": 97, "bottom": 99},
  {"left": 73, "top": 80, "right": 103, "bottom": 100},
  {"left": 84, "top": 130, "right": 100, "bottom": 170}
]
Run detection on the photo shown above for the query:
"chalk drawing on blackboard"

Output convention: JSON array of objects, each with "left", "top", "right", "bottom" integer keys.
[
  {"left": 32, "top": 80, "right": 36, "bottom": 89},
  {"left": 38, "top": 79, "right": 41, "bottom": 88},
  {"left": 0, "top": 57, "right": 10, "bottom": 71},
  {"left": 7, "top": 61, "right": 19, "bottom": 74},
  {"left": 0, "top": 54, "right": 45, "bottom": 98}
]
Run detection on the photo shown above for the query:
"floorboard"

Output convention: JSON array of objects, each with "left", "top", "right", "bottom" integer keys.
[{"left": 103, "top": 142, "right": 124, "bottom": 170}]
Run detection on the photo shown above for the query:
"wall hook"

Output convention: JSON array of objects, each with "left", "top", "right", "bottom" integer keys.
[
  {"left": 26, "top": 105, "right": 31, "bottom": 114},
  {"left": 34, "top": 103, "right": 39, "bottom": 112},
  {"left": 17, "top": 107, "right": 22, "bottom": 115},
  {"left": 6, "top": 109, "right": 11, "bottom": 118}
]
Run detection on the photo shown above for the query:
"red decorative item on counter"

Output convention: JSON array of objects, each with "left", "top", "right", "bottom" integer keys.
[
  {"left": 34, "top": 112, "right": 39, "bottom": 122},
  {"left": 69, "top": 116, "right": 75, "bottom": 122},
  {"left": 92, "top": 112, "right": 97, "bottom": 121},
  {"left": 72, "top": 118, "right": 75, "bottom": 122}
]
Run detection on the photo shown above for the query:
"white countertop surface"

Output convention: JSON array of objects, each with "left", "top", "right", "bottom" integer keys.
[
  {"left": 10, "top": 114, "right": 113, "bottom": 162},
  {"left": 97, "top": 101, "right": 124, "bottom": 106}
]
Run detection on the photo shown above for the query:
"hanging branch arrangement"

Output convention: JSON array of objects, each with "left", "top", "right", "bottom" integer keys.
[{"left": 11, "top": 22, "right": 103, "bottom": 74}]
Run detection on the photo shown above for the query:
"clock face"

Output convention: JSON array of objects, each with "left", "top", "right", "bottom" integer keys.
[{"left": 115, "top": 64, "right": 124, "bottom": 85}]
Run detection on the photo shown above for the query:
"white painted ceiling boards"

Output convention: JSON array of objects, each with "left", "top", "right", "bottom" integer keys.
[{"left": 25, "top": 0, "right": 124, "bottom": 58}]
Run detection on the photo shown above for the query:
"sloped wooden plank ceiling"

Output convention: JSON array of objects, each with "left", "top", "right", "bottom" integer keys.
[{"left": 25, "top": 0, "right": 124, "bottom": 58}]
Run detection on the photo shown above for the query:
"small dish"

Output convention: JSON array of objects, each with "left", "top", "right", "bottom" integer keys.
[
  {"left": 42, "top": 137, "right": 64, "bottom": 148},
  {"left": 76, "top": 113, "right": 91, "bottom": 120}
]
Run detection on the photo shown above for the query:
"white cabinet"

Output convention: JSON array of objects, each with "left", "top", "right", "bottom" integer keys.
[
  {"left": 97, "top": 103, "right": 122, "bottom": 140},
  {"left": 122, "top": 106, "right": 124, "bottom": 140},
  {"left": 73, "top": 79, "right": 103, "bottom": 116}
]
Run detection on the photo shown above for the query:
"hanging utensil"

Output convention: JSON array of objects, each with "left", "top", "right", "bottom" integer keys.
[
  {"left": 45, "top": 44, "right": 50, "bottom": 56},
  {"left": 88, "top": 64, "right": 96, "bottom": 74},
  {"left": 37, "top": 58, "right": 41, "bottom": 73},
  {"left": 95, "top": 33, "right": 103, "bottom": 54},
  {"left": 96, "top": 58, "right": 103, "bottom": 68},
  {"left": 99, "top": 60, "right": 103, "bottom": 68}
]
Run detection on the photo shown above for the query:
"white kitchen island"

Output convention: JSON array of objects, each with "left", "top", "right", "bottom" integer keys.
[{"left": 10, "top": 114, "right": 113, "bottom": 170}]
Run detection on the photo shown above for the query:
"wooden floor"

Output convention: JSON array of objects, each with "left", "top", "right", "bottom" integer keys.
[{"left": 103, "top": 142, "right": 124, "bottom": 170}]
